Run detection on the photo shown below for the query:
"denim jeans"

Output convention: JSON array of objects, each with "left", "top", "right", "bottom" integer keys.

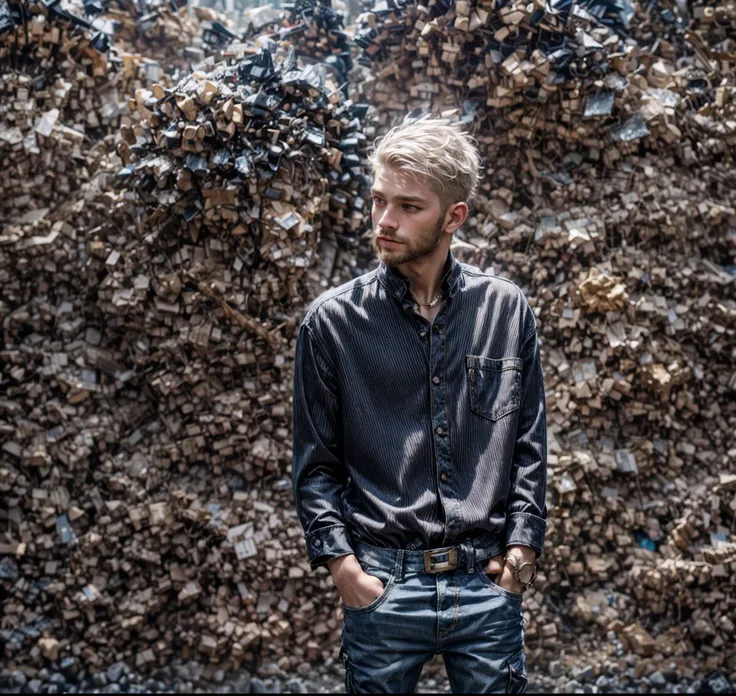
[{"left": 338, "top": 539, "right": 528, "bottom": 694}]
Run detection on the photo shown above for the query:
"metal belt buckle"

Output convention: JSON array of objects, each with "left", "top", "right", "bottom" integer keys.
[{"left": 423, "top": 547, "right": 458, "bottom": 574}]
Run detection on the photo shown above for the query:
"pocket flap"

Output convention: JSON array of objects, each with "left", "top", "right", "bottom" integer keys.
[{"left": 466, "top": 355, "right": 523, "bottom": 422}]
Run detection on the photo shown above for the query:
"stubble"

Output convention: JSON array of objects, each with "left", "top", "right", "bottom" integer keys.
[{"left": 372, "top": 213, "right": 446, "bottom": 267}]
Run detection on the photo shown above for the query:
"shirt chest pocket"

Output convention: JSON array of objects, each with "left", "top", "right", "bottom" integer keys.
[{"left": 466, "top": 355, "right": 523, "bottom": 422}]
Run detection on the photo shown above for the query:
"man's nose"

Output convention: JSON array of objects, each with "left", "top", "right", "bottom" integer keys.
[{"left": 376, "top": 207, "right": 399, "bottom": 232}]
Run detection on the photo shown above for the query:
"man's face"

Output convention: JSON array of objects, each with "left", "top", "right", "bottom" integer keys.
[{"left": 370, "top": 165, "right": 447, "bottom": 266}]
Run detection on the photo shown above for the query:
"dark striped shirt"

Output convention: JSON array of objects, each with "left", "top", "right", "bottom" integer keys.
[{"left": 292, "top": 251, "right": 547, "bottom": 569}]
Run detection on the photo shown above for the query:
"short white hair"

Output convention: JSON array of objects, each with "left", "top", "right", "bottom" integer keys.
[{"left": 368, "top": 115, "right": 482, "bottom": 208}]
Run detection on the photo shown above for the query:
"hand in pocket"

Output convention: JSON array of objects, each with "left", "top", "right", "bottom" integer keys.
[
  {"left": 484, "top": 554, "right": 524, "bottom": 595},
  {"left": 339, "top": 568, "right": 386, "bottom": 609}
]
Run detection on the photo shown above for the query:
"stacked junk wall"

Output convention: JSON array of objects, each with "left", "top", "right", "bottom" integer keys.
[{"left": 0, "top": 0, "right": 735, "bottom": 684}]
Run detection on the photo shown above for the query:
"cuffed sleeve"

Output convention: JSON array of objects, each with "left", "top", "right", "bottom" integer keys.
[
  {"left": 505, "top": 512, "right": 547, "bottom": 556},
  {"left": 305, "top": 524, "right": 355, "bottom": 570},
  {"left": 505, "top": 310, "right": 548, "bottom": 557},
  {"left": 292, "top": 320, "right": 355, "bottom": 570}
]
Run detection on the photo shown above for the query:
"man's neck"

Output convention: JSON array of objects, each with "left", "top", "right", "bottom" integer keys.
[{"left": 396, "top": 247, "right": 450, "bottom": 305}]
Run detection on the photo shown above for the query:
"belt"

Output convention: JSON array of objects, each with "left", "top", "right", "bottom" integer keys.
[{"left": 352, "top": 535, "right": 504, "bottom": 576}]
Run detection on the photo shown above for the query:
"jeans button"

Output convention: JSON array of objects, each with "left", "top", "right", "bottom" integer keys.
[{"left": 432, "top": 376, "right": 440, "bottom": 384}]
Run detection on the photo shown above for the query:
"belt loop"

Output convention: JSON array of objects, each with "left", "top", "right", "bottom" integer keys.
[
  {"left": 394, "top": 549, "right": 405, "bottom": 582},
  {"left": 465, "top": 542, "right": 476, "bottom": 574}
]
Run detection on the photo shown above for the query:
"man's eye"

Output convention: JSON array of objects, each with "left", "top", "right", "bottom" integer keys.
[
  {"left": 403, "top": 205, "right": 420, "bottom": 212},
  {"left": 372, "top": 197, "right": 386, "bottom": 206}
]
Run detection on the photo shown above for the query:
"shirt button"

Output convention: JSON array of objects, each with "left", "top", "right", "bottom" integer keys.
[
  {"left": 432, "top": 376, "right": 440, "bottom": 385},
  {"left": 440, "top": 472, "right": 448, "bottom": 483},
  {"left": 435, "top": 426, "right": 445, "bottom": 436},
  {"left": 420, "top": 331, "right": 427, "bottom": 338},
  {"left": 313, "top": 539, "right": 322, "bottom": 548}
]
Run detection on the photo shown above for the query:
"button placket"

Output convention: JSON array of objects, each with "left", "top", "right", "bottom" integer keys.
[
  {"left": 394, "top": 293, "right": 431, "bottom": 362},
  {"left": 429, "top": 313, "right": 458, "bottom": 540}
]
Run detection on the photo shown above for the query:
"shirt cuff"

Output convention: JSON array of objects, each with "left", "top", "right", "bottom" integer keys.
[
  {"left": 305, "top": 524, "right": 355, "bottom": 570},
  {"left": 505, "top": 512, "right": 546, "bottom": 557}
]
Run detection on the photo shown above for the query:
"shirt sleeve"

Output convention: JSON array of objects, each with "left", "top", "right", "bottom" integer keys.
[
  {"left": 291, "top": 320, "right": 355, "bottom": 570},
  {"left": 505, "top": 309, "right": 548, "bottom": 557}
]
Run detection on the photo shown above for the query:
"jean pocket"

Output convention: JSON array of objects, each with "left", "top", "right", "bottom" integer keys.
[
  {"left": 476, "top": 565, "right": 524, "bottom": 602},
  {"left": 342, "top": 566, "right": 395, "bottom": 614},
  {"left": 466, "top": 356, "right": 522, "bottom": 422},
  {"left": 506, "top": 650, "right": 528, "bottom": 693}
]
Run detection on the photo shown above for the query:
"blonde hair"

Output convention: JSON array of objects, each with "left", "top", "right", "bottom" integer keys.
[{"left": 368, "top": 115, "right": 482, "bottom": 208}]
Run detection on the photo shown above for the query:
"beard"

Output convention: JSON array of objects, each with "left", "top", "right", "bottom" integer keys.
[{"left": 371, "top": 212, "right": 446, "bottom": 267}]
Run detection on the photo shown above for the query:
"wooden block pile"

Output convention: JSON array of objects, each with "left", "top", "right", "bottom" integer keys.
[
  {"left": 353, "top": 0, "right": 623, "bottom": 121},
  {"left": 1, "top": 0, "right": 734, "bottom": 679},
  {"left": 489, "top": 154, "right": 736, "bottom": 666},
  {"left": 0, "top": 0, "right": 156, "bottom": 225},
  {"left": 626, "top": 473, "right": 736, "bottom": 656},
  {"left": 354, "top": 0, "right": 736, "bottom": 671},
  {"left": 690, "top": 1, "right": 736, "bottom": 56},
  {"left": 81, "top": 0, "right": 204, "bottom": 70},
  {"left": 0, "top": 34, "right": 372, "bottom": 671},
  {"left": 117, "top": 47, "right": 369, "bottom": 285},
  {"left": 625, "top": 1, "right": 736, "bottom": 79},
  {"left": 351, "top": 0, "right": 736, "bottom": 173}
]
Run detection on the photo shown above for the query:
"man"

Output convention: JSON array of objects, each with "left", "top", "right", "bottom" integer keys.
[{"left": 291, "top": 116, "right": 547, "bottom": 694}]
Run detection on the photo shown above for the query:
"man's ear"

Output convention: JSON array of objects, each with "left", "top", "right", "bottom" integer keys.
[{"left": 444, "top": 202, "right": 469, "bottom": 234}]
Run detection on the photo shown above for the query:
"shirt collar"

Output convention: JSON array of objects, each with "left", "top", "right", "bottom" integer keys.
[{"left": 377, "top": 250, "right": 463, "bottom": 303}]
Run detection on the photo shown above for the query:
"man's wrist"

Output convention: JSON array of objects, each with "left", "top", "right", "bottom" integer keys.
[
  {"left": 327, "top": 553, "right": 360, "bottom": 585},
  {"left": 506, "top": 544, "right": 536, "bottom": 562},
  {"left": 505, "top": 545, "right": 537, "bottom": 588}
]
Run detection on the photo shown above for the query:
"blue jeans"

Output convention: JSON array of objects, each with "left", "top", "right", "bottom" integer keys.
[{"left": 339, "top": 539, "right": 528, "bottom": 694}]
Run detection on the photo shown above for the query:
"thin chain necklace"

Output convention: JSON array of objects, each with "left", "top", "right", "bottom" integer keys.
[{"left": 413, "top": 291, "right": 442, "bottom": 308}]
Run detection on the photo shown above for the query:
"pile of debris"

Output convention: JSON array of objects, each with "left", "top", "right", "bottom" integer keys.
[
  {"left": 0, "top": 0, "right": 158, "bottom": 225},
  {"left": 117, "top": 45, "right": 369, "bottom": 286},
  {"left": 208, "top": 0, "right": 354, "bottom": 86},
  {"left": 277, "top": 0, "right": 352, "bottom": 79},
  {"left": 499, "top": 151, "right": 736, "bottom": 669},
  {"left": 80, "top": 0, "right": 207, "bottom": 70},
  {"left": 1, "top": 0, "right": 734, "bottom": 682},
  {"left": 0, "top": 37, "right": 372, "bottom": 671},
  {"left": 353, "top": 0, "right": 736, "bottom": 674}
]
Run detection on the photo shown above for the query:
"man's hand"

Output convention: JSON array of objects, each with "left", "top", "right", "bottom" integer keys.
[
  {"left": 328, "top": 554, "right": 385, "bottom": 609},
  {"left": 483, "top": 545, "right": 536, "bottom": 595}
]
